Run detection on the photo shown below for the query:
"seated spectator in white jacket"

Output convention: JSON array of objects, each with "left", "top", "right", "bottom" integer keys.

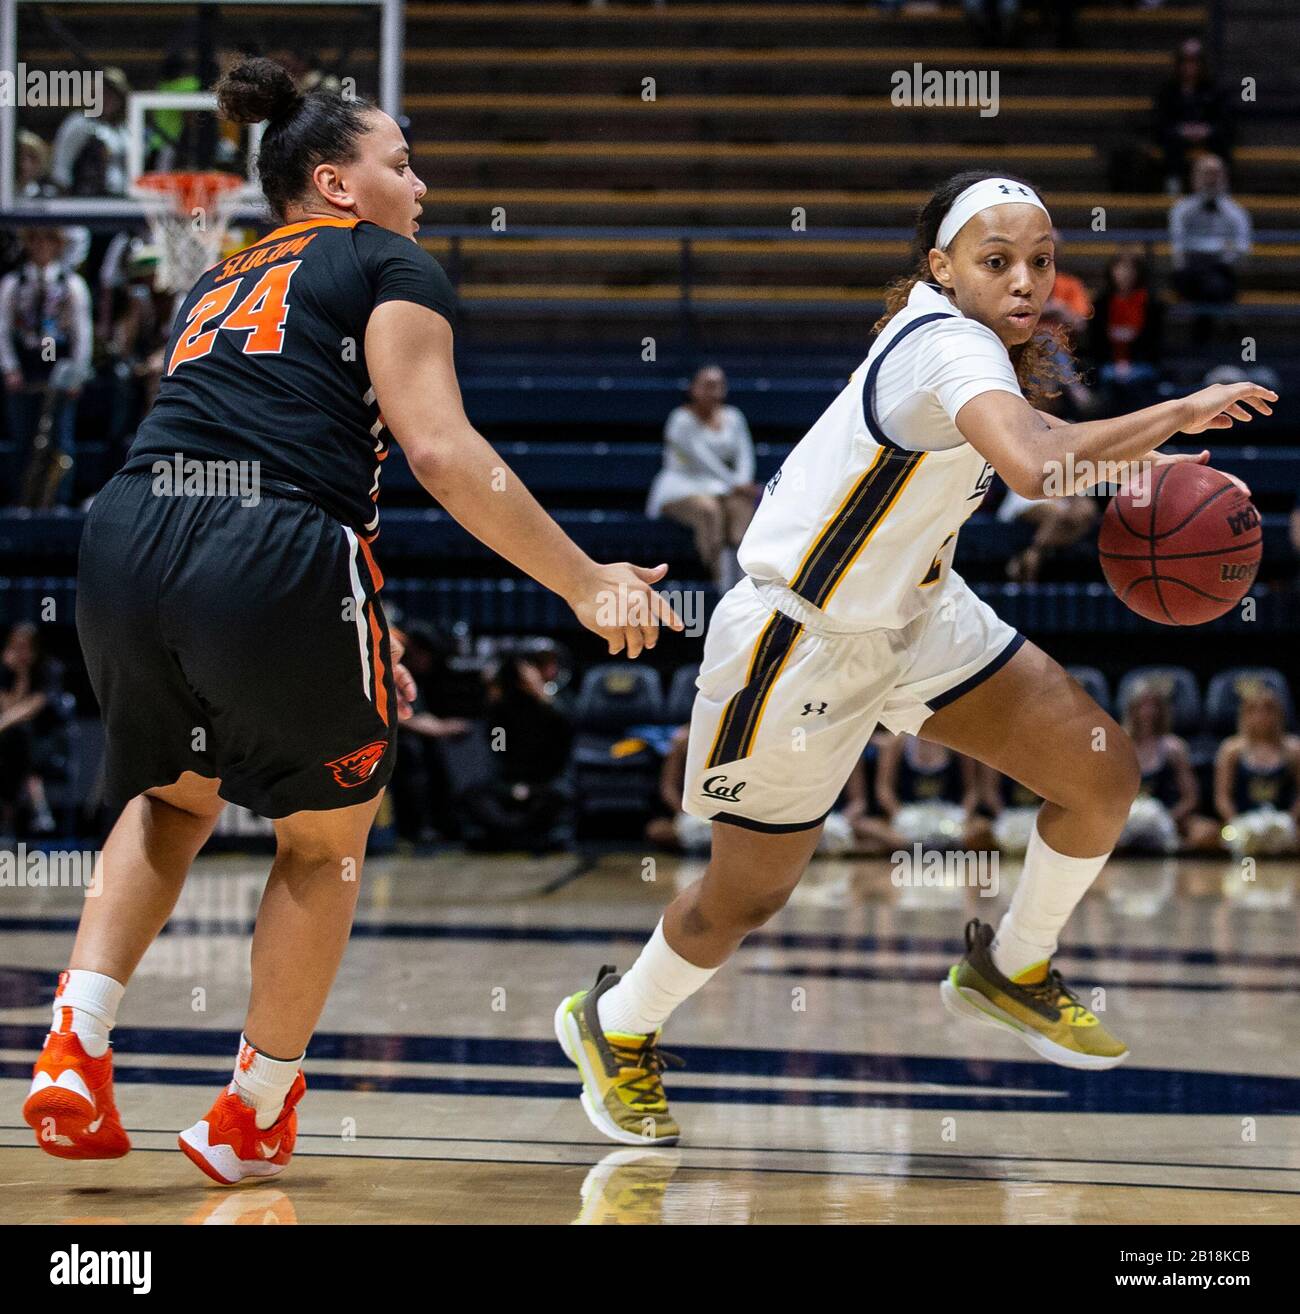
[{"left": 647, "top": 365, "right": 758, "bottom": 591}]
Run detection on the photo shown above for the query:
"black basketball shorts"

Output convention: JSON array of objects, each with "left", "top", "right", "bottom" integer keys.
[{"left": 77, "top": 471, "right": 397, "bottom": 817}]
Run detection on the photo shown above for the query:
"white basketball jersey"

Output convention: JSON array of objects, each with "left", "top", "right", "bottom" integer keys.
[{"left": 738, "top": 282, "right": 1024, "bottom": 631}]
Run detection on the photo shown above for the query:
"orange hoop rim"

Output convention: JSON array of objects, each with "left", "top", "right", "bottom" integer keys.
[{"left": 132, "top": 170, "right": 247, "bottom": 214}]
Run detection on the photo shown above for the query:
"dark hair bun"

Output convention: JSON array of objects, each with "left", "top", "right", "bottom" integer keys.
[{"left": 216, "top": 57, "right": 302, "bottom": 126}]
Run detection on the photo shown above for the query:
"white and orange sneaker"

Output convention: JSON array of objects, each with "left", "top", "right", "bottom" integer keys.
[
  {"left": 178, "top": 1072, "right": 306, "bottom": 1186},
  {"left": 22, "top": 1029, "right": 131, "bottom": 1160}
]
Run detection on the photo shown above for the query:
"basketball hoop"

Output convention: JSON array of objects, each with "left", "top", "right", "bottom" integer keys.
[{"left": 131, "top": 171, "right": 248, "bottom": 293}]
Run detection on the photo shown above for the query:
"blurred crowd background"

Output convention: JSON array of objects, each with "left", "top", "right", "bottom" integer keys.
[{"left": 1, "top": 0, "right": 1296, "bottom": 859}]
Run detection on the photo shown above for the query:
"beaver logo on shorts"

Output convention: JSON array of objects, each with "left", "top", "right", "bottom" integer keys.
[{"left": 325, "top": 740, "right": 388, "bottom": 788}]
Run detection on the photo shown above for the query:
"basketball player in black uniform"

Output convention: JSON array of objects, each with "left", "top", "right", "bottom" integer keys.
[{"left": 22, "top": 58, "right": 681, "bottom": 1184}]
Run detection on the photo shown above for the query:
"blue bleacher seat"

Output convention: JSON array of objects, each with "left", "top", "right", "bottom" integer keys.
[
  {"left": 1115, "top": 667, "right": 1203, "bottom": 734},
  {"left": 574, "top": 665, "right": 665, "bottom": 732},
  {"left": 1204, "top": 668, "right": 1296, "bottom": 734},
  {"left": 665, "top": 665, "right": 700, "bottom": 724}
]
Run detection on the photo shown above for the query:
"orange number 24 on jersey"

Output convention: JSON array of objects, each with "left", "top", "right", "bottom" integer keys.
[{"left": 167, "top": 261, "right": 301, "bottom": 375}]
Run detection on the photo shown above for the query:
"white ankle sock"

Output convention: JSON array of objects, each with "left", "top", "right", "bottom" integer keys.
[
  {"left": 51, "top": 969, "right": 125, "bottom": 1059},
  {"left": 992, "top": 818, "right": 1110, "bottom": 980},
  {"left": 232, "top": 1036, "right": 303, "bottom": 1130},
  {"left": 597, "top": 919, "right": 719, "bottom": 1035}
]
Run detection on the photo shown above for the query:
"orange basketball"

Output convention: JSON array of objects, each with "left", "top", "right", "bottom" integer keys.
[{"left": 1097, "top": 463, "right": 1261, "bottom": 625}]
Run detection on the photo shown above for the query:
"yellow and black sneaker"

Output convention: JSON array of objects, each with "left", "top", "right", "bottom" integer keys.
[
  {"left": 554, "top": 966, "right": 683, "bottom": 1146},
  {"left": 940, "top": 919, "right": 1129, "bottom": 1071}
]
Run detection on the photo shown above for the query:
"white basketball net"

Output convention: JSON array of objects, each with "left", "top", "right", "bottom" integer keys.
[{"left": 132, "top": 173, "right": 246, "bottom": 293}]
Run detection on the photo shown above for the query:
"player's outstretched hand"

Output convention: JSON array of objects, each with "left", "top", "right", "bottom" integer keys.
[
  {"left": 567, "top": 561, "right": 686, "bottom": 658},
  {"left": 1180, "top": 382, "right": 1277, "bottom": 434}
]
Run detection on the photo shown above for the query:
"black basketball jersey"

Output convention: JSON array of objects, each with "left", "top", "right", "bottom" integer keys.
[{"left": 121, "top": 216, "right": 458, "bottom": 539}]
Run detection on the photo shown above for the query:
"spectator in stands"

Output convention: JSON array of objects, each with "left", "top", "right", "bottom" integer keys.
[
  {"left": 1086, "top": 250, "right": 1165, "bottom": 414},
  {"left": 647, "top": 365, "right": 757, "bottom": 592},
  {"left": 270, "top": 48, "right": 344, "bottom": 97},
  {"left": 460, "top": 654, "right": 575, "bottom": 851},
  {"left": 645, "top": 724, "right": 694, "bottom": 851},
  {"left": 979, "top": 764, "right": 1042, "bottom": 855},
  {"left": 1117, "top": 680, "right": 1221, "bottom": 854},
  {"left": 50, "top": 67, "right": 131, "bottom": 196},
  {"left": 0, "top": 133, "right": 56, "bottom": 280},
  {"left": 995, "top": 479, "right": 1098, "bottom": 583},
  {"left": 104, "top": 242, "right": 174, "bottom": 446},
  {"left": 17, "top": 130, "right": 54, "bottom": 199},
  {"left": 840, "top": 731, "right": 901, "bottom": 855},
  {"left": 148, "top": 52, "right": 201, "bottom": 170},
  {"left": 1169, "top": 154, "right": 1251, "bottom": 345},
  {"left": 1153, "top": 37, "right": 1234, "bottom": 193},
  {"left": 0, "top": 228, "right": 93, "bottom": 506},
  {"left": 0, "top": 622, "right": 59, "bottom": 836},
  {"left": 1046, "top": 228, "right": 1092, "bottom": 339},
  {"left": 1214, "top": 685, "right": 1300, "bottom": 858},
  {"left": 873, "top": 733, "right": 993, "bottom": 851},
  {"left": 388, "top": 625, "right": 472, "bottom": 845}
]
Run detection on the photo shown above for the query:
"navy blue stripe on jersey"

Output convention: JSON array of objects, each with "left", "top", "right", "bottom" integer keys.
[
  {"left": 926, "top": 631, "right": 1027, "bottom": 713},
  {"left": 781, "top": 312, "right": 953, "bottom": 611},
  {"left": 861, "top": 311, "right": 956, "bottom": 450},
  {"left": 706, "top": 608, "right": 804, "bottom": 766},
  {"left": 788, "top": 446, "right": 925, "bottom": 610}
]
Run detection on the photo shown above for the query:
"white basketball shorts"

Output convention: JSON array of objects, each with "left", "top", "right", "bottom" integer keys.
[{"left": 683, "top": 570, "right": 1024, "bottom": 832}]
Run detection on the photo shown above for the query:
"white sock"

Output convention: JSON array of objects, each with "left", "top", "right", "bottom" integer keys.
[
  {"left": 232, "top": 1035, "right": 304, "bottom": 1130},
  {"left": 992, "top": 817, "right": 1110, "bottom": 980},
  {"left": 597, "top": 919, "right": 720, "bottom": 1035},
  {"left": 51, "top": 969, "right": 125, "bottom": 1059}
]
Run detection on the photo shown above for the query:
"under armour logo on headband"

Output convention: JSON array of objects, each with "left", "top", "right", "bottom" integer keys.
[{"left": 935, "top": 177, "right": 1051, "bottom": 250}]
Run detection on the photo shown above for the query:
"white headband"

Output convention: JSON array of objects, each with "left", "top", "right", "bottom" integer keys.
[{"left": 935, "top": 177, "right": 1050, "bottom": 250}]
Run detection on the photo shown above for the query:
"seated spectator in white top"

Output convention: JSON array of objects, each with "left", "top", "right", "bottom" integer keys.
[
  {"left": 647, "top": 365, "right": 757, "bottom": 591},
  {"left": 1169, "top": 154, "right": 1251, "bottom": 308},
  {"left": 49, "top": 67, "right": 131, "bottom": 196}
]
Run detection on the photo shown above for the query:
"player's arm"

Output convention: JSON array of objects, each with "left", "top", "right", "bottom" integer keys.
[
  {"left": 367, "top": 301, "right": 683, "bottom": 657},
  {"left": 955, "top": 383, "right": 1276, "bottom": 500}
]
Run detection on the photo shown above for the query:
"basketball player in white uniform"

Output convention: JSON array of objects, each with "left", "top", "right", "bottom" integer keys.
[{"left": 556, "top": 172, "right": 1276, "bottom": 1145}]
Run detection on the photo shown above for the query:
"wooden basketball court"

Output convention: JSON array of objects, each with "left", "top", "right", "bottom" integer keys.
[{"left": 3, "top": 851, "right": 1297, "bottom": 1224}]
